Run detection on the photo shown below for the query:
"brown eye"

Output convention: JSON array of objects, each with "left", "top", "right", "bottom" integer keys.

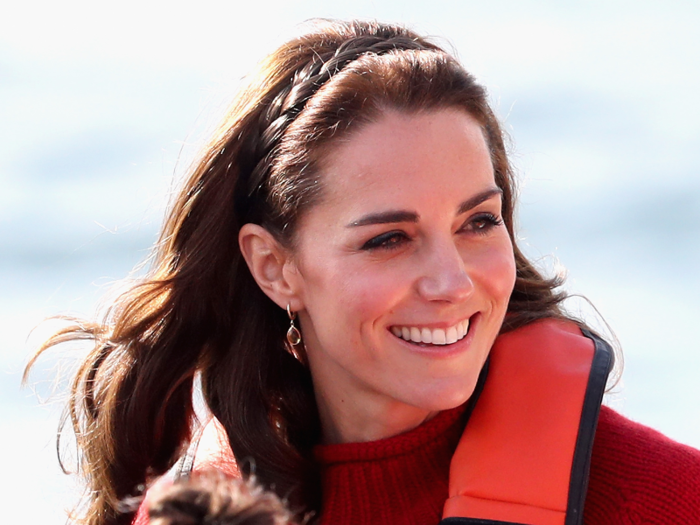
[{"left": 461, "top": 213, "right": 503, "bottom": 235}]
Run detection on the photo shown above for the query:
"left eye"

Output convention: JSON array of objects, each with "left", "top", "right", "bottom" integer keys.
[
  {"left": 361, "top": 230, "right": 409, "bottom": 251},
  {"left": 461, "top": 213, "right": 503, "bottom": 234}
]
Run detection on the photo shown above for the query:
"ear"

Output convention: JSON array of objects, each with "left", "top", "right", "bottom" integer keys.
[{"left": 238, "top": 224, "right": 303, "bottom": 311}]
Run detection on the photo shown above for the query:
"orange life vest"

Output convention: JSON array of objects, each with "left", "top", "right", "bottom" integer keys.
[
  {"left": 442, "top": 319, "right": 613, "bottom": 525},
  {"left": 173, "top": 319, "right": 612, "bottom": 525}
]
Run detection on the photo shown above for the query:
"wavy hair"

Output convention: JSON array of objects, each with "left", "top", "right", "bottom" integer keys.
[{"left": 27, "top": 19, "right": 568, "bottom": 525}]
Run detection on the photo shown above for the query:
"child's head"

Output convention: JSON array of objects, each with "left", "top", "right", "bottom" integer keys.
[{"left": 148, "top": 470, "right": 297, "bottom": 525}]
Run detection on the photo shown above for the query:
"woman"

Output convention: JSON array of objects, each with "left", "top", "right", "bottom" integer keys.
[{"left": 31, "top": 19, "right": 700, "bottom": 525}]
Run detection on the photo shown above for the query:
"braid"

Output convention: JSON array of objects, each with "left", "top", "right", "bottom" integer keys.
[{"left": 244, "top": 35, "right": 442, "bottom": 208}]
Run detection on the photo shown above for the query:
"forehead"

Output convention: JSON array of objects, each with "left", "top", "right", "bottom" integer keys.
[{"left": 312, "top": 109, "right": 496, "bottom": 216}]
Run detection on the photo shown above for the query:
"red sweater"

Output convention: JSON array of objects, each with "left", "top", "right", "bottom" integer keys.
[
  {"left": 134, "top": 406, "right": 700, "bottom": 524},
  {"left": 313, "top": 405, "right": 700, "bottom": 524}
]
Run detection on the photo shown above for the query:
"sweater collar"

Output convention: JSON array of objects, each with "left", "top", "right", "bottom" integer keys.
[{"left": 314, "top": 403, "right": 468, "bottom": 465}]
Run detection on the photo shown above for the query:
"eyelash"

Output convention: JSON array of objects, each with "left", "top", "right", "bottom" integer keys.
[
  {"left": 462, "top": 213, "right": 504, "bottom": 235},
  {"left": 361, "top": 230, "right": 409, "bottom": 251},
  {"left": 360, "top": 213, "right": 504, "bottom": 251}
]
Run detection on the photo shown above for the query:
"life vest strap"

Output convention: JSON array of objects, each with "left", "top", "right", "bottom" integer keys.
[
  {"left": 443, "top": 319, "right": 613, "bottom": 525},
  {"left": 441, "top": 518, "right": 535, "bottom": 525},
  {"left": 443, "top": 494, "right": 565, "bottom": 525}
]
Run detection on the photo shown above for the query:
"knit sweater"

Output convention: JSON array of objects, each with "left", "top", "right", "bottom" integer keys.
[
  {"left": 314, "top": 402, "right": 467, "bottom": 524},
  {"left": 585, "top": 407, "right": 700, "bottom": 524},
  {"left": 314, "top": 405, "right": 700, "bottom": 524},
  {"left": 133, "top": 405, "right": 700, "bottom": 524}
]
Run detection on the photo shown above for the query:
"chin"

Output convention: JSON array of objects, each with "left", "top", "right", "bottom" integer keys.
[{"left": 407, "top": 376, "right": 481, "bottom": 413}]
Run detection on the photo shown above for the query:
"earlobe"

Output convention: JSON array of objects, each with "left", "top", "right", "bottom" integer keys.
[{"left": 238, "top": 224, "right": 302, "bottom": 311}]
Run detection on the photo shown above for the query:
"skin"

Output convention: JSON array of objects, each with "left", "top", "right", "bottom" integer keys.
[{"left": 240, "top": 108, "right": 516, "bottom": 444}]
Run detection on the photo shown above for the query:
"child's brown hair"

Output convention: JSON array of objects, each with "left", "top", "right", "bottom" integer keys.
[{"left": 148, "top": 470, "right": 298, "bottom": 525}]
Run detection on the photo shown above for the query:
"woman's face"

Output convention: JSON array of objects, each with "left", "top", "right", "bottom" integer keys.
[{"left": 288, "top": 109, "right": 516, "bottom": 443}]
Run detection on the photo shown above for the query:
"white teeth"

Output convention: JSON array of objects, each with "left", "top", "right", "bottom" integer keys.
[
  {"left": 410, "top": 327, "right": 422, "bottom": 343},
  {"left": 461, "top": 320, "right": 470, "bottom": 338},
  {"left": 446, "top": 326, "right": 458, "bottom": 344},
  {"left": 391, "top": 319, "right": 471, "bottom": 345},
  {"left": 432, "top": 329, "right": 446, "bottom": 345}
]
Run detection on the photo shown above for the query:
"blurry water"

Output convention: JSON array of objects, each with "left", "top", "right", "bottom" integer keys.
[{"left": 2, "top": 1, "right": 699, "bottom": 523}]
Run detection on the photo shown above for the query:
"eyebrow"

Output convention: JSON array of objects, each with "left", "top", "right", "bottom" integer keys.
[
  {"left": 347, "top": 187, "right": 503, "bottom": 228},
  {"left": 457, "top": 187, "right": 503, "bottom": 215}
]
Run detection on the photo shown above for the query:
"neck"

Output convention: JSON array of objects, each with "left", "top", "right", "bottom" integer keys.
[{"left": 316, "top": 393, "right": 438, "bottom": 444}]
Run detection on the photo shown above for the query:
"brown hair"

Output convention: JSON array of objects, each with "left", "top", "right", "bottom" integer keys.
[
  {"left": 148, "top": 470, "right": 298, "bottom": 525},
  {"left": 27, "top": 19, "right": 567, "bottom": 525}
]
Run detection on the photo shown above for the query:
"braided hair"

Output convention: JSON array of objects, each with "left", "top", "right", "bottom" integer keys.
[
  {"left": 29, "top": 19, "right": 565, "bottom": 525},
  {"left": 234, "top": 28, "right": 442, "bottom": 230}
]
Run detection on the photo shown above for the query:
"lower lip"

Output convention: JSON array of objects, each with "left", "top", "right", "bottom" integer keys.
[{"left": 390, "top": 313, "right": 480, "bottom": 359}]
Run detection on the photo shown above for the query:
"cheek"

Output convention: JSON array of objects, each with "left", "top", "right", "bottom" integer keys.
[
  {"left": 476, "top": 240, "right": 517, "bottom": 305},
  {"left": 299, "top": 258, "right": 406, "bottom": 326}
]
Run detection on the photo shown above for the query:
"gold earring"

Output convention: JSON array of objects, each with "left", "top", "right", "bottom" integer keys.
[{"left": 286, "top": 304, "right": 302, "bottom": 346}]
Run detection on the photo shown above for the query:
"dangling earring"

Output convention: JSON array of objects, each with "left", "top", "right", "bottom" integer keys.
[
  {"left": 286, "top": 304, "right": 302, "bottom": 347},
  {"left": 285, "top": 304, "right": 307, "bottom": 365}
]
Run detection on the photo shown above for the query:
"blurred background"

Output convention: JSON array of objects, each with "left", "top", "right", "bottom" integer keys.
[{"left": 2, "top": 0, "right": 698, "bottom": 522}]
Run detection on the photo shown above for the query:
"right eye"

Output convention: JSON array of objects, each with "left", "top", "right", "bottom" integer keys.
[{"left": 361, "top": 231, "right": 410, "bottom": 251}]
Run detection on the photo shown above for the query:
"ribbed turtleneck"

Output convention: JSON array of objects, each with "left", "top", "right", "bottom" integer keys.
[
  {"left": 132, "top": 405, "right": 700, "bottom": 525},
  {"left": 313, "top": 404, "right": 468, "bottom": 525}
]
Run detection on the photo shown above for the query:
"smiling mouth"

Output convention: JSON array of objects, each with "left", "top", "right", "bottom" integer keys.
[{"left": 390, "top": 318, "right": 470, "bottom": 346}]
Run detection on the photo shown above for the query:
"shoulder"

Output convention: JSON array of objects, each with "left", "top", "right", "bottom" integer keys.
[{"left": 585, "top": 405, "right": 700, "bottom": 524}]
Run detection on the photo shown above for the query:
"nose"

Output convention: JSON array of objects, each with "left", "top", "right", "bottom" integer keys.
[{"left": 415, "top": 238, "right": 474, "bottom": 303}]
